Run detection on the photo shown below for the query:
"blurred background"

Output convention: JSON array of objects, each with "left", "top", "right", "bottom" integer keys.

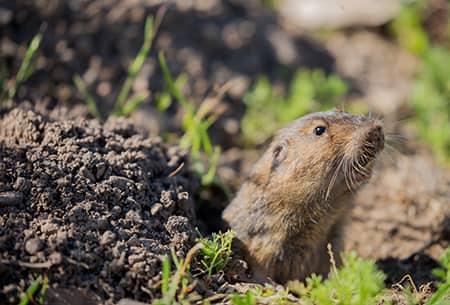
[{"left": 1, "top": 0, "right": 449, "bottom": 263}]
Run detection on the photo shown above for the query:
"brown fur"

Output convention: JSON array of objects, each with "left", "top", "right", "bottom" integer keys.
[{"left": 222, "top": 110, "right": 384, "bottom": 283}]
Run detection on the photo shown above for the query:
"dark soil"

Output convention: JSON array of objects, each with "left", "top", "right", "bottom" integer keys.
[{"left": 0, "top": 105, "right": 197, "bottom": 304}]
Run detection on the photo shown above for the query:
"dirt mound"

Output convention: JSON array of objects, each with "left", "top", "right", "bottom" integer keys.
[{"left": 0, "top": 107, "right": 197, "bottom": 304}]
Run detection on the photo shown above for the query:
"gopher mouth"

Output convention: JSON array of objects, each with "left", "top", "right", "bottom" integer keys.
[
  {"left": 351, "top": 157, "right": 375, "bottom": 184},
  {"left": 325, "top": 151, "right": 379, "bottom": 199},
  {"left": 344, "top": 141, "right": 382, "bottom": 191},
  {"left": 326, "top": 122, "right": 384, "bottom": 197}
]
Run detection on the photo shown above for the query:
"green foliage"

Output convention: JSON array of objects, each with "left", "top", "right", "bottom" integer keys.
[
  {"left": 426, "top": 248, "right": 450, "bottom": 305},
  {"left": 0, "top": 33, "right": 42, "bottom": 105},
  {"left": 73, "top": 75, "right": 101, "bottom": 118},
  {"left": 389, "top": 0, "right": 429, "bottom": 55},
  {"left": 18, "top": 276, "right": 48, "bottom": 305},
  {"left": 231, "top": 284, "right": 299, "bottom": 305},
  {"left": 153, "top": 244, "right": 203, "bottom": 305},
  {"left": 410, "top": 46, "right": 450, "bottom": 163},
  {"left": 241, "top": 69, "right": 347, "bottom": 146},
  {"left": 158, "top": 52, "right": 222, "bottom": 186},
  {"left": 198, "top": 230, "right": 234, "bottom": 276},
  {"left": 262, "top": 0, "right": 278, "bottom": 11},
  {"left": 152, "top": 247, "right": 450, "bottom": 305},
  {"left": 390, "top": 1, "right": 450, "bottom": 163},
  {"left": 74, "top": 16, "right": 154, "bottom": 118},
  {"left": 231, "top": 292, "right": 256, "bottom": 305},
  {"left": 292, "top": 252, "right": 386, "bottom": 305}
]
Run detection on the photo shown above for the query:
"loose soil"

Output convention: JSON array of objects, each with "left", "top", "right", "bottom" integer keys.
[{"left": 0, "top": 105, "right": 197, "bottom": 304}]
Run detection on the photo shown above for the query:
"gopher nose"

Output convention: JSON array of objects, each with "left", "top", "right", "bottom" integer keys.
[{"left": 367, "top": 124, "right": 384, "bottom": 152}]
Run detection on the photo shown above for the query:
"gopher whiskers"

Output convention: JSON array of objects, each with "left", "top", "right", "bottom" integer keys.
[{"left": 325, "top": 156, "right": 345, "bottom": 200}]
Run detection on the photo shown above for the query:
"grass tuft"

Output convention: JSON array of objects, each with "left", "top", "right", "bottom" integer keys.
[
  {"left": 288, "top": 252, "right": 386, "bottom": 305},
  {"left": 158, "top": 51, "right": 224, "bottom": 186},
  {"left": 18, "top": 275, "right": 48, "bottom": 305},
  {"left": 426, "top": 248, "right": 450, "bottom": 305},
  {"left": 231, "top": 292, "right": 256, "bottom": 305},
  {"left": 152, "top": 244, "right": 203, "bottom": 305},
  {"left": 198, "top": 230, "right": 234, "bottom": 276},
  {"left": 74, "top": 15, "right": 155, "bottom": 118}
]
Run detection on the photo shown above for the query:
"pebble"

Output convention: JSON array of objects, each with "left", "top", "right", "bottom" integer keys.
[
  {"left": 25, "top": 238, "right": 44, "bottom": 255},
  {"left": 100, "top": 231, "right": 116, "bottom": 246},
  {"left": 150, "top": 203, "right": 163, "bottom": 215}
]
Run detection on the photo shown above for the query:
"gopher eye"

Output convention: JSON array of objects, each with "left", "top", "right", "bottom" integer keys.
[{"left": 314, "top": 126, "right": 327, "bottom": 136}]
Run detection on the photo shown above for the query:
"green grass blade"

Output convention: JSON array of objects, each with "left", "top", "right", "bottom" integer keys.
[
  {"left": 117, "top": 91, "right": 149, "bottom": 116},
  {"left": 199, "top": 123, "right": 213, "bottom": 155},
  {"left": 73, "top": 75, "right": 101, "bottom": 119},
  {"left": 115, "top": 16, "right": 154, "bottom": 114},
  {"left": 18, "top": 276, "right": 43, "bottom": 305},
  {"left": 15, "top": 33, "right": 42, "bottom": 84},
  {"left": 128, "top": 16, "right": 154, "bottom": 77},
  {"left": 161, "top": 256, "right": 170, "bottom": 295},
  {"left": 8, "top": 33, "right": 42, "bottom": 100},
  {"left": 37, "top": 276, "right": 48, "bottom": 305},
  {"left": 155, "top": 92, "right": 172, "bottom": 112},
  {"left": 158, "top": 51, "right": 189, "bottom": 109},
  {"left": 425, "top": 283, "right": 450, "bottom": 305}
]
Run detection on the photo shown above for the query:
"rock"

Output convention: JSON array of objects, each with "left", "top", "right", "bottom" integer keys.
[
  {"left": 279, "top": 0, "right": 402, "bottom": 30},
  {"left": 150, "top": 203, "right": 163, "bottom": 216},
  {"left": 25, "top": 238, "right": 44, "bottom": 255}
]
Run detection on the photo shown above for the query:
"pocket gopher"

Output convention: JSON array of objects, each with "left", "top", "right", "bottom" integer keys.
[{"left": 222, "top": 110, "right": 384, "bottom": 283}]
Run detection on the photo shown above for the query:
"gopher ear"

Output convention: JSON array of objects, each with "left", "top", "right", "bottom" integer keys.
[
  {"left": 247, "top": 141, "right": 288, "bottom": 186},
  {"left": 272, "top": 142, "right": 288, "bottom": 169}
]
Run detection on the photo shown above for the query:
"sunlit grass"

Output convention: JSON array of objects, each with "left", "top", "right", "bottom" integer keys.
[
  {"left": 151, "top": 242, "right": 449, "bottom": 305},
  {"left": 158, "top": 52, "right": 224, "bottom": 186},
  {"left": 18, "top": 276, "right": 48, "bottom": 305},
  {"left": 0, "top": 33, "right": 43, "bottom": 105}
]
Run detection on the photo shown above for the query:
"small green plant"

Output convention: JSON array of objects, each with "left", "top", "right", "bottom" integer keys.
[
  {"left": 153, "top": 244, "right": 203, "bottom": 305},
  {"left": 241, "top": 69, "right": 348, "bottom": 146},
  {"left": 231, "top": 291, "right": 256, "bottom": 305},
  {"left": 262, "top": 0, "right": 278, "bottom": 11},
  {"left": 426, "top": 247, "right": 450, "bottom": 305},
  {"left": 293, "top": 252, "right": 386, "bottom": 305},
  {"left": 198, "top": 230, "right": 234, "bottom": 276},
  {"left": 74, "top": 16, "right": 155, "bottom": 118},
  {"left": 158, "top": 52, "right": 224, "bottom": 186},
  {"left": 389, "top": 0, "right": 429, "bottom": 56},
  {"left": 18, "top": 275, "right": 48, "bottom": 305},
  {"left": 231, "top": 283, "right": 300, "bottom": 305},
  {"left": 0, "top": 33, "right": 42, "bottom": 105},
  {"left": 410, "top": 46, "right": 450, "bottom": 163}
]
